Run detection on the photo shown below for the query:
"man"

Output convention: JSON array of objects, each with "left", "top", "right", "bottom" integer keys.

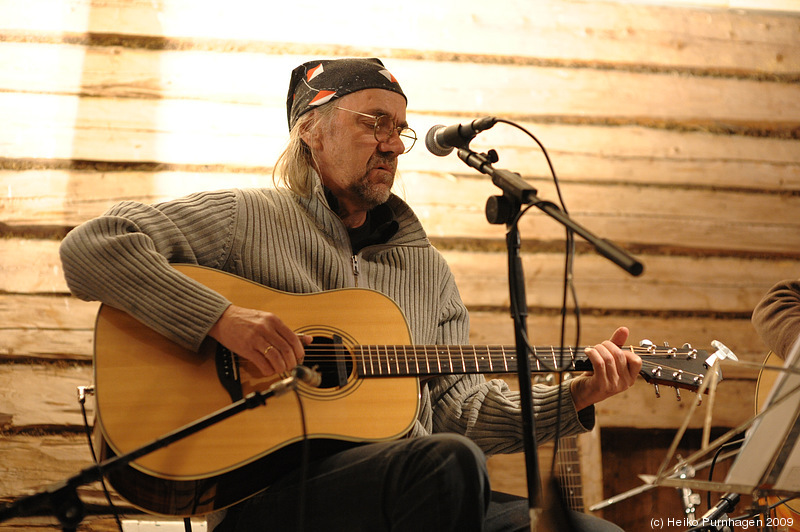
[
  {"left": 60, "top": 58, "right": 639, "bottom": 531},
  {"left": 753, "top": 279, "right": 800, "bottom": 360}
]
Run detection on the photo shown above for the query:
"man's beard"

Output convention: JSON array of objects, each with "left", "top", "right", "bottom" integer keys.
[{"left": 348, "top": 152, "right": 396, "bottom": 210}]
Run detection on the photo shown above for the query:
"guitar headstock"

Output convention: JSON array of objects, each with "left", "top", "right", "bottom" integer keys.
[{"left": 634, "top": 340, "right": 718, "bottom": 399}]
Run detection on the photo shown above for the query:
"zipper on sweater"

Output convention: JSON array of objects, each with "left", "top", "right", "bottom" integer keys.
[{"left": 351, "top": 255, "right": 360, "bottom": 287}]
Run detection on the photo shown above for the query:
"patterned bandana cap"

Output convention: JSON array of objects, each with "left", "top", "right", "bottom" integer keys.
[{"left": 286, "top": 57, "right": 406, "bottom": 130}]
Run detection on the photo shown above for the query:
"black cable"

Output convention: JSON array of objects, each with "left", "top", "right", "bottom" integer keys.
[
  {"left": 491, "top": 119, "right": 581, "bottom": 484},
  {"left": 705, "top": 437, "right": 744, "bottom": 511},
  {"left": 78, "top": 390, "right": 123, "bottom": 532},
  {"left": 294, "top": 389, "right": 309, "bottom": 532}
]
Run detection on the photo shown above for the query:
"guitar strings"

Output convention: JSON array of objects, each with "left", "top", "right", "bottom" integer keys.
[{"left": 296, "top": 346, "right": 705, "bottom": 379}]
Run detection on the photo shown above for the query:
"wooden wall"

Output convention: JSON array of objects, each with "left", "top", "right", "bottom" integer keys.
[{"left": 2, "top": 0, "right": 799, "bottom": 529}]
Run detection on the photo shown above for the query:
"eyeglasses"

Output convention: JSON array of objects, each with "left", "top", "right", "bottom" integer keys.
[{"left": 334, "top": 107, "right": 417, "bottom": 153}]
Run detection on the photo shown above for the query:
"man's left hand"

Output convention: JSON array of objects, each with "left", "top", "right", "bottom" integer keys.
[{"left": 569, "top": 326, "right": 642, "bottom": 411}]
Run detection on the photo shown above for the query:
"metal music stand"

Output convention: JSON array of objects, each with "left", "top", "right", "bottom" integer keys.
[{"left": 642, "top": 338, "right": 800, "bottom": 525}]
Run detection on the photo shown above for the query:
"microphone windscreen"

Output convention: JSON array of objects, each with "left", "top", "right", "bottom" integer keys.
[{"left": 425, "top": 125, "right": 453, "bottom": 157}]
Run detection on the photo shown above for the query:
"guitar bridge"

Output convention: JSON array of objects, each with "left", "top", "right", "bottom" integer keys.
[{"left": 216, "top": 344, "right": 243, "bottom": 402}]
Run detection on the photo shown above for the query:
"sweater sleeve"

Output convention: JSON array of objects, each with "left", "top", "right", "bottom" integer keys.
[
  {"left": 425, "top": 374, "right": 593, "bottom": 455},
  {"left": 59, "top": 190, "right": 241, "bottom": 351},
  {"left": 752, "top": 279, "right": 800, "bottom": 360}
]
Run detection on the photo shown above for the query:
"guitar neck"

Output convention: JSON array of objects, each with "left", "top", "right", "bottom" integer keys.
[
  {"left": 557, "top": 435, "right": 585, "bottom": 512},
  {"left": 302, "top": 342, "right": 713, "bottom": 393},
  {"left": 348, "top": 345, "right": 589, "bottom": 377}
]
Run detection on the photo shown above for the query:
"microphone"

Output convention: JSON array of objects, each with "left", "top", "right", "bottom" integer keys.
[
  {"left": 696, "top": 492, "right": 739, "bottom": 530},
  {"left": 265, "top": 365, "right": 322, "bottom": 398},
  {"left": 425, "top": 117, "right": 497, "bottom": 156},
  {"left": 292, "top": 365, "right": 322, "bottom": 387}
]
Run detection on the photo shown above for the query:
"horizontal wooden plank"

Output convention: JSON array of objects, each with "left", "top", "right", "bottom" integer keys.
[
  {"left": 458, "top": 121, "right": 800, "bottom": 189},
  {"left": 447, "top": 251, "right": 800, "bottom": 313},
  {"left": 1, "top": 0, "right": 797, "bottom": 74},
  {"left": 0, "top": 170, "right": 277, "bottom": 227},
  {"left": 2, "top": 47, "right": 798, "bottom": 130},
  {"left": 3, "top": 114, "right": 799, "bottom": 197},
  {"left": 0, "top": 433, "right": 140, "bottom": 530},
  {"left": 0, "top": 296, "right": 98, "bottom": 330},
  {"left": 603, "top": 0, "right": 800, "bottom": 13},
  {"left": 3, "top": 172, "right": 800, "bottom": 253},
  {"left": 597, "top": 378, "right": 756, "bottom": 429},
  {"left": 0, "top": 239, "right": 70, "bottom": 294},
  {"left": 628, "top": 0, "right": 800, "bottom": 13},
  {"left": 1, "top": 329, "right": 93, "bottom": 361},
  {"left": 501, "top": 369, "right": 756, "bottom": 430},
  {"left": 2, "top": 41, "right": 799, "bottom": 124},
  {"left": 0, "top": 433, "right": 94, "bottom": 496},
  {"left": 0, "top": 93, "right": 286, "bottom": 167},
  {"left": 0, "top": 296, "right": 97, "bottom": 361},
  {"left": 4, "top": 239, "right": 798, "bottom": 310},
  {"left": 399, "top": 173, "right": 800, "bottom": 253},
  {"left": 0, "top": 363, "right": 92, "bottom": 430}
]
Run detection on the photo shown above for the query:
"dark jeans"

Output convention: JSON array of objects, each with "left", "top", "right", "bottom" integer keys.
[{"left": 218, "top": 433, "right": 623, "bottom": 531}]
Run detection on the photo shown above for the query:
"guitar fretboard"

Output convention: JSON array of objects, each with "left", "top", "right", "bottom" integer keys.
[
  {"left": 311, "top": 345, "right": 590, "bottom": 377},
  {"left": 299, "top": 343, "right": 710, "bottom": 393}
]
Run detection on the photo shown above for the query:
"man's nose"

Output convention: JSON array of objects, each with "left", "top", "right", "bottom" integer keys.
[{"left": 379, "top": 132, "right": 406, "bottom": 156}]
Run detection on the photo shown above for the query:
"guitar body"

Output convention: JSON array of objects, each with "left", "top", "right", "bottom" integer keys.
[
  {"left": 755, "top": 351, "right": 800, "bottom": 530},
  {"left": 94, "top": 264, "right": 420, "bottom": 516}
]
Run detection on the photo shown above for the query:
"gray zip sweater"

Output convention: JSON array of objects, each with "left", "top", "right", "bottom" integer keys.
[{"left": 59, "top": 179, "right": 592, "bottom": 455}]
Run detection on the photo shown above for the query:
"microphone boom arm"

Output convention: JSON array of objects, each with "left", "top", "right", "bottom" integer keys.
[{"left": 458, "top": 148, "right": 644, "bottom": 277}]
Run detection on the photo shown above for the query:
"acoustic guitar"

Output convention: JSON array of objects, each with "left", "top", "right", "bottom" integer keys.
[
  {"left": 93, "top": 264, "right": 716, "bottom": 516},
  {"left": 756, "top": 351, "right": 800, "bottom": 530}
]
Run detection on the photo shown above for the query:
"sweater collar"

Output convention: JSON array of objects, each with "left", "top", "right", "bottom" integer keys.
[{"left": 299, "top": 170, "right": 430, "bottom": 249}]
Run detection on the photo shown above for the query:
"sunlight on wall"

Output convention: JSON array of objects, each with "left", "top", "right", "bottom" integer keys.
[{"left": 589, "top": 0, "right": 800, "bottom": 13}]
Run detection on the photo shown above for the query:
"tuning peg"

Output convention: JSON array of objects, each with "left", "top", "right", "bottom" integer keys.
[
  {"left": 708, "top": 340, "right": 739, "bottom": 364},
  {"left": 682, "top": 343, "right": 693, "bottom": 349},
  {"left": 654, "top": 383, "right": 661, "bottom": 398},
  {"left": 639, "top": 339, "right": 657, "bottom": 354},
  {"left": 675, "top": 388, "right": 681, "bottom": 402}
]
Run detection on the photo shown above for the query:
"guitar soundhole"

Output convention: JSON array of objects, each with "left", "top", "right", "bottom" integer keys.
[{"left": 309, "top": 335, "right": 353, "bottom": 389}]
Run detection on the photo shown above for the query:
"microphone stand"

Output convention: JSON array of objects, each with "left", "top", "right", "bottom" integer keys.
[
  {"left": 457, "top": 147, "right": 644, "bottom": 528},
  {"left": 0, "top": 371, "right": 309, "bottom": 531}
]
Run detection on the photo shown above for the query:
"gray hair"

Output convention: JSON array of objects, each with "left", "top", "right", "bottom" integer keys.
[{"left": 272, "top": 103, "right": 337, "bottom": 197}]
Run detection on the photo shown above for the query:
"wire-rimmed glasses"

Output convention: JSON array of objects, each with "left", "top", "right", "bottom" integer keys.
[{"left": 334, "top": 107, "right": 417, "bottom": 153}]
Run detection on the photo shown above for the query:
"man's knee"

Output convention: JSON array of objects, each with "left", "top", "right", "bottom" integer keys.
[{"left": 408, "top": 433, "right": 490, "bottom": 498}]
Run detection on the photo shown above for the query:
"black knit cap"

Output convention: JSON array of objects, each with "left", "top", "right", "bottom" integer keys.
[{"left": 286, "top": 58, "right": 406, "bottom": 130}]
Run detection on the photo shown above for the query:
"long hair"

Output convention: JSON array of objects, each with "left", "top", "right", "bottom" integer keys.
[{"left": 272, "top": 104, "right": 337, "bottom": 197}]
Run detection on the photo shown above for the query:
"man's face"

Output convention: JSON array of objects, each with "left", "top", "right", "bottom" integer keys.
[{"left": 305, "top": 89, "right": 408, "bottom": 222}]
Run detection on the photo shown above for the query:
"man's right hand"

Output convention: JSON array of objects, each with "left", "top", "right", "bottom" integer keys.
[{"left": 208, "top": 304, "right": 312, "bottom": 377}]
